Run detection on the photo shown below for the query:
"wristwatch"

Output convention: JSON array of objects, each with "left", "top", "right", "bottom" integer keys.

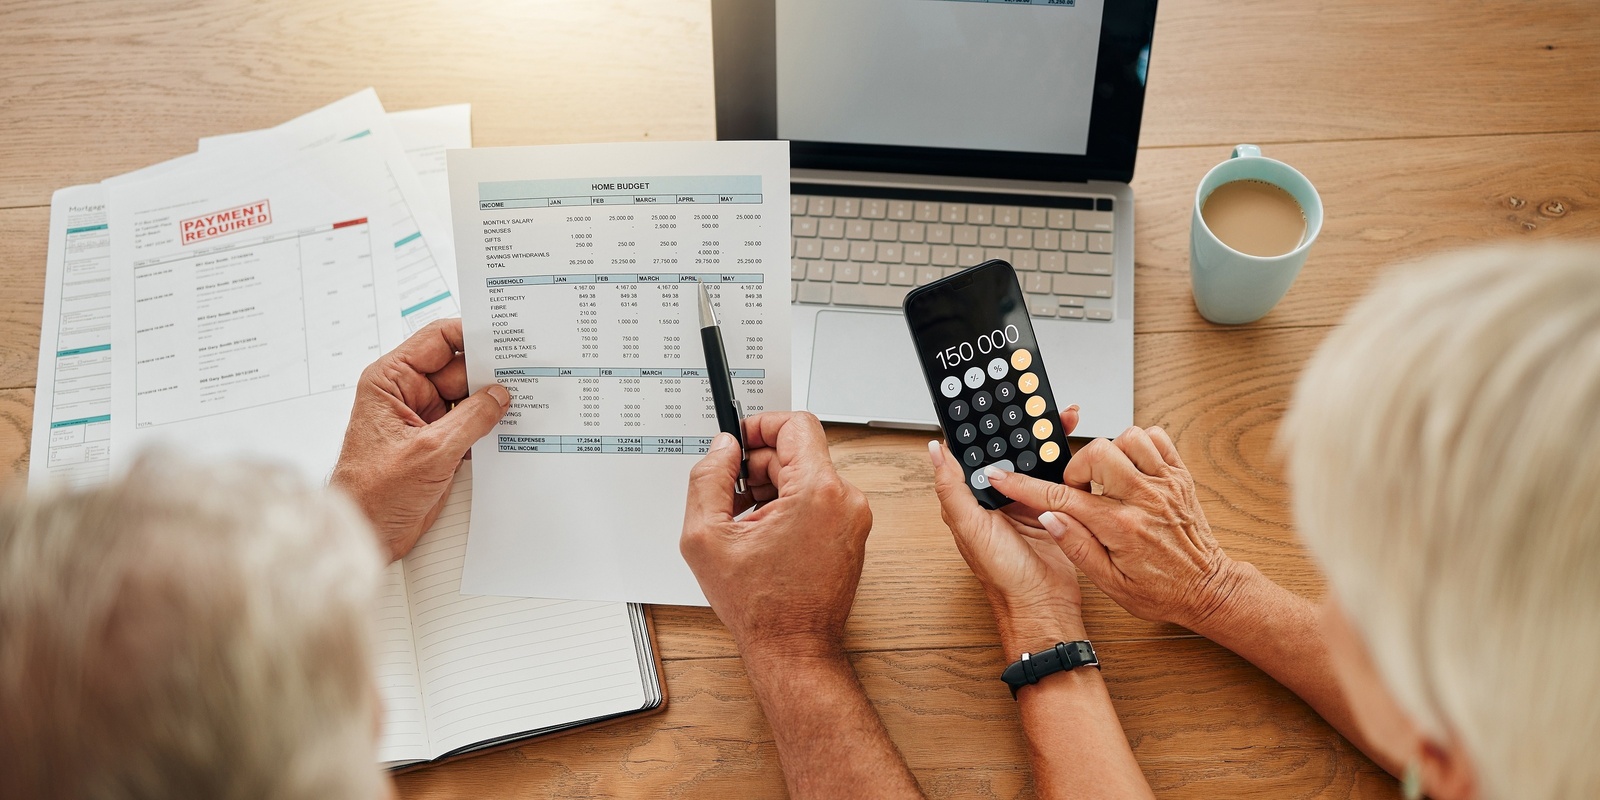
[{"left": 1001, "top": 640, "right": 1099, "bottom": 698}]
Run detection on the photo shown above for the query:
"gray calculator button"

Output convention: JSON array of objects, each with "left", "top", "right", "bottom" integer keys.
[
  {"left": 947, "top": 399, "right": 970, "bottom": 421},
  {"left": 978, "top": 414, "right": 1001, "bottom": 436},
  {"left": 972, "top": 391, "right": 993, "bottom": 412},
  {"left": 955, "top": 423, "right": 977, "bottom": 444},
  {"left": 964, "top": 366, "right": 985, "bottom": 388},
  {"left": 970, "top": 458, "right": 1014, "bottom": 490},
  {"left": 1009, "top": 428, "right": 1030, "bottom": 449},
  {"left": 1016, "top": 451, "right": 1038, "bottom": 471},
  {"left": 963, "top": 446, "right": 985, "bottom": 467},
  {"left": 986, "top": 437, "right": 1008, "bottom": 458},
  {"left": 1001, "top": 405, "right": 1023, "bottom": 426},
  {"left": 995, "top": 381, "right": 1016, "bottom": 403}
]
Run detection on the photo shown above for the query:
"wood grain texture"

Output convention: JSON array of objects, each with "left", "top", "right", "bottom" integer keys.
[
  {"left": 394, "top": 640, "right": 1395, "bottom": 799},
  {"left": 1131, "top": 132, "right": 1600, "bottom": 334},
  {"left": 0, "top": 0, "right": 715, "bottom": 209},
  {"left": 1141, "top": 0, "right": 1600, "bottom": 148},
  {"left": 0, "top": 389, "right": 34, "bottom": 479},
  {"left": 0, "top": 208, "right": 48, "bottom": 389},
  {"left": 5, "top": 0, "right": 1598, "bottom": 207}
]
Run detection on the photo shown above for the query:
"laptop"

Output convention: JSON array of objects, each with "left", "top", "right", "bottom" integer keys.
[{"left": 712, "top": 0, "right": 1158, "bottom": 440}]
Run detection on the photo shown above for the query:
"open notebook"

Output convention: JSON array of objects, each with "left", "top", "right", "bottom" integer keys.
[{"left": 374, "top": 462, "right": 663, "bottom": 768}]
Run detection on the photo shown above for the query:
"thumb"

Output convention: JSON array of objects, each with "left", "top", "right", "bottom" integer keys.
[
  {"left": 432, "top": 384, "right": 510, "bottom": 458},
  {"left": 927, "top": 440, "right": 986, "bottom": 531},
  {"left": 685, "top": 432, "right": 742, "bottom": 522}
]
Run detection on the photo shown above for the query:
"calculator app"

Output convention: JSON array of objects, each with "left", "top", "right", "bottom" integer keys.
[{"left": 906, "top": 260, "right": 1069, "bottom": 508}]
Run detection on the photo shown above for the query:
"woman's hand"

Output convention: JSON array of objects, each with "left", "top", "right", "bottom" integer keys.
[
  {"left": 983, "top": 425, "right": 1246, "bottom": 633},
  {"left": 928, "top": 407, "right": 1087, "bottom": 650}
]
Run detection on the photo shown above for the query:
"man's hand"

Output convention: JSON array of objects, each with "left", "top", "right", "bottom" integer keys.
[
  {"left": 681, "top": 411, "right": 872, "bottom": 660},
  {"left": 680, "top": 412, "right": 922, "bottom": 800},
  {"left": 928, "top": 407, "right": 1086, "bottom": 650},
  {"left": 983, "top": 424, "right": 1245, "bottom": 633},
  {"left": 331, "top": 319, "right": 509, "bottom": 563}
]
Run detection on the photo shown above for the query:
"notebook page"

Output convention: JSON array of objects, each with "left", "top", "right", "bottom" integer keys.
[
  {"left": 374, "top": 561, "right": 430, "bottom": 764},
  {"left": 400, "top": 462, "right": 649, "bottom": 757}
]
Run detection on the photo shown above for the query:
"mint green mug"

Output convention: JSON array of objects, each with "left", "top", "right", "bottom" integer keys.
[{"left": 1189, "top": 145, "right": 1323, "bottom": 325}]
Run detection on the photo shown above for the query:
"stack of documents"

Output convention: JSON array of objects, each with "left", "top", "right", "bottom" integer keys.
[
  {"left": 27, "top": 89, "right": 663, "bottom": 769},
  {"left": 33, "top": 88, "right": 466, "bottom": 486}
]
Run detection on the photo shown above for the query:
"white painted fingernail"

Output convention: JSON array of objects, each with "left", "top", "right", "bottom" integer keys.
[
  {"left": 927, "top": 440, "right": 944, "bottom": 467},
  {"left": 1038, "top": 512, "right": 1068, "bottom": 540},
  {"left": 984, "top": 465, "right": 1010, "bottom": 481}
]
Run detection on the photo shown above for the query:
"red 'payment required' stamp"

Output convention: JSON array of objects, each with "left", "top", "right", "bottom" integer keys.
[{"left": 181, "top": 200, "right": 271, "bottom": 244}]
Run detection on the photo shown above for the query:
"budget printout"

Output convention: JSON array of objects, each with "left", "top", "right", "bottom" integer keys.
[
  {"left": 107, "top": 141, "right": 404, "bottom": 482},
  {"left": 450, "top": 141, "right": 791, "bottom": 607}
]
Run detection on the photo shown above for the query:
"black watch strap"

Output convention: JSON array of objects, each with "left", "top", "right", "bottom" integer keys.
[{"left": 1000, "top": 640, "right": 1099, "bottom": 698}]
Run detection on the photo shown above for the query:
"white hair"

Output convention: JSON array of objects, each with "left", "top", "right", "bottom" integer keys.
[
  {"left": 1283, "top": 244, "right": 1600, "bottom": 799},
  {"left": 0, "top": 453, "right": 387, "bottom": 800}
]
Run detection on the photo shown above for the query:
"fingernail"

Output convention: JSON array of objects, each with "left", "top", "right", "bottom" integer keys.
[
  {"left": 984, "top": 465, "right": 1010, "bottom": 482},
  {"left": 1038, "top": 511, "right": 1068, "bottom": 540},
  {"left": 488, "top": 384, "right": 511, "bottom": 408},
  {"left": 927, "top": 440, "right": 944, "bottom": 467},
  {"left": 710, "top": 432, "right": 737, "bottom": 452},
  {"left": 1067, "top": 404, "right": 1080, "bottom": 414}
]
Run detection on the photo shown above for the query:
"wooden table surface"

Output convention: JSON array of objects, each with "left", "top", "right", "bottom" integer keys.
[{"left": 2, "top": 1, "right": 1596, "bottom": 796}]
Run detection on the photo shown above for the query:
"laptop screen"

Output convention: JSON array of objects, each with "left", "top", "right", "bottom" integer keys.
[
  {"left": 775, "top": 0, "right": 1105, "bottom": 157},
  {"left": 712, "top": 0, "right": 1155, "bottom": 183}
]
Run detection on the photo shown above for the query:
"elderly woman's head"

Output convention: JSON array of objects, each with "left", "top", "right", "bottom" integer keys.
[
  {"left": 0, "top": 455, "right": 389, "bottom": 800},
  {"left": 1283, "top": 244, "right": 1600, "bottom": 800}
]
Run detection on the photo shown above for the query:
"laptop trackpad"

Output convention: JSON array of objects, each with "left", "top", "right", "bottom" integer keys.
[{"left": 808, "top": 311, "right": 937, "bottom": 427}]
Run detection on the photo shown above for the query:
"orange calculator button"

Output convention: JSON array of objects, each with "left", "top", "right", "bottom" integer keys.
[{"left": 1039, "top": 441, "right": 1061, "bottom": 463}]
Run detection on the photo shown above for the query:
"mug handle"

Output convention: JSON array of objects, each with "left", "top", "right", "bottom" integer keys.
[{"left": 1232, "top": 144, "right": 1262, "bottom": 159}]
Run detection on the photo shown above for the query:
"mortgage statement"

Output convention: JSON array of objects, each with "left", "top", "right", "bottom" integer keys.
[{"left": 450, "top": 141, "right": 792, "bottom": 606}]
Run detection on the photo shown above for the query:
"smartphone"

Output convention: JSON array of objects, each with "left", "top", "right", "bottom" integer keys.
[{"left": 904, "top": 260, "right": 1070, "bottom": 508}]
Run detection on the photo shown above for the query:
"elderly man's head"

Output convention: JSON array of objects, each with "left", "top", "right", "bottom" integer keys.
[
  {"left": 0, "top": 456, "right": 387, "bottom": 800},
  {"left": 1284, "top": 244, "right": 1600, "bottom": 799}
]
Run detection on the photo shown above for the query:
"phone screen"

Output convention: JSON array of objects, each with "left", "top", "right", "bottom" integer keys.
[{"left": 904, "top": 260, "right": 1069, "bottom": 508}]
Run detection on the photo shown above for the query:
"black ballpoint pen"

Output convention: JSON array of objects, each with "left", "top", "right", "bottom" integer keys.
[{"left": 698, "top": 282, "right": 749, "bottom": 494}]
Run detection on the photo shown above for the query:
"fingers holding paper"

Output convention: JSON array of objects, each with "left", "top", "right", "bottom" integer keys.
[{"left": 331, "top": 319, "right": 510, "bottom": 562}]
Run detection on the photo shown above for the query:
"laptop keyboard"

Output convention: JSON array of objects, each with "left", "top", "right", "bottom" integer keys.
[{"left": 789, "top": 186, "right": 1117, "bottom": 321}]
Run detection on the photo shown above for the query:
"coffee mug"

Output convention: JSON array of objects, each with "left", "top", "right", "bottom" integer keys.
[{"left": 1189, "top": 144, "right": 1323, "bottom": 325}]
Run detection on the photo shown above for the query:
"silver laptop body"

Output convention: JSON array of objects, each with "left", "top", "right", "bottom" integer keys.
[{"left": 713, "top": 0, "right": 1158, "bottom": 440}]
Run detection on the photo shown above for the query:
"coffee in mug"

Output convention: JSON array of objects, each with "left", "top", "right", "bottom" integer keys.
[
  {"left": 1188, "top": 144, "right": 1324, "bottom": 325},
  {"left": 1200, "top": 179, "right": 1306, "bottom": 258}
]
